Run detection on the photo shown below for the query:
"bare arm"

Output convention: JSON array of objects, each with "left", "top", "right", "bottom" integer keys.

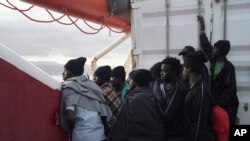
[
  {"left": 66, "top": 109, "right": 75, "bottom": 125},
  {"left": 198, "top": 16, "right": 214, "bottom": 63}
]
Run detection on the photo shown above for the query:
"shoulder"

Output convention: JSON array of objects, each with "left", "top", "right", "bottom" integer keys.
[
  {"left": 192, "top": 82, "right": 211, "bottom": 97},
  {"left": 102, "top": 84, "right": 114, "bottom": 92},
  {"left": 224, "top": 60, "right": 235, "bottom": 69},
  {"left": 178, "top": 80, "right": 188, "bottom": 91}
]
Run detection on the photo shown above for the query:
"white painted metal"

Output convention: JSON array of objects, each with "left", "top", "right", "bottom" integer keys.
[
  {"left": 0, "top": 43, "right": 61, "bottom": 90},
  {"left": 91, "top": 33, "right": 131, "bottom": 73},
  {"left": 131, "top": 0, "right": 250, "bottom": 124}
]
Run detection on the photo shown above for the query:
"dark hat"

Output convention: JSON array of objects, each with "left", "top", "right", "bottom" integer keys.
[
  {"left": 150, "top": 62, "right": 162, "bottom": 79},
  {"left": 178, "top": 46, "right": 195, "bottom": 56},
  {"left": 214, "top": 40, "right": 230, "bottom": 56},
  {"left": 94, "top": 65, "right": 112, "bottom": 82},
  {"left": 131, "top": 69, "right": 152, "bottom": 87},
  {"left": 64, "top": 57, "right": 86, "bottom": 76},
  {"left": 111, "top": 66, "right": 126, "bottom": 81},
  {"left": 183, "top": 51, "right": 206, "bottom": 74},
  {"left": 128, "top": 70, "right": 137, "bottom": 81}
]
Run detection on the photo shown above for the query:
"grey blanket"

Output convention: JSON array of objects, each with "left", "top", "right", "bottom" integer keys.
[{"left": 60, "top": 75, "right": 112, "bottom": 132}]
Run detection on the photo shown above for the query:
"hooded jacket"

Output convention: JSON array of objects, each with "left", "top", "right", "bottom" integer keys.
[
  {"left": 200, "top": 33, "right": 239, "bottom": 124},
  {"left": 153, "top": 77, "right": 188, "bottom": 138},
  {"left": 184, "top": 80, "right": 214, "bottom": 141}
]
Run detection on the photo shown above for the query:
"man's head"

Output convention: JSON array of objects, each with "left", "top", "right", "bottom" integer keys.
[
  {"left": 179, "top": 46, "right": 195, "bottom": 62},
  {"left": 150, "top": 61, "right": 163, "bottom": 80},
  {"left": 63, "top": 57, "right": 86, "bottom": 80},
  {"left": 110, "top": 66, "right": 126, "bottom": 89},
  {"left": 127, "top": 70, "right": 137, "bottom": 90},
  {"left": 183, "top": 51, "right": 207, "bottom": 80},
  {"left": 161, "top": 57, "right": 182, "bottom": 83},
  {"left": 130, "top": 69, "right": 152, "bottom": 87},
  {"left": 212, "top": 40, "right": 230, "bottom": 59},
  {"left": 93, "top": 65, "right": 112, "bottom": 86}
]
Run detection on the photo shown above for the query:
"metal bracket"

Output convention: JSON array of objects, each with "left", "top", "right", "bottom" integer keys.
[{"left": 244, "top": 103, "right": 248, "bottom": 112}]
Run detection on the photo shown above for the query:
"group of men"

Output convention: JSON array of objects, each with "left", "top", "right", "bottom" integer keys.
[{"left": 59, "top": 16, "right": 239, "bottom": 141}]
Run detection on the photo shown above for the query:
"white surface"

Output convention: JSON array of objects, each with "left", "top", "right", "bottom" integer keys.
[
  {"left": 0, "top": 43, "right": 61, "bottom": 90},
  {"left": 131, "top": 0, "right": 250, "bottom": 124}
]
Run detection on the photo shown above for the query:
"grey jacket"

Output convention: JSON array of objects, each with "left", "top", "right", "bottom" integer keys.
[{"left": 60, "top": 75, "right": 112, "bottom": 132}]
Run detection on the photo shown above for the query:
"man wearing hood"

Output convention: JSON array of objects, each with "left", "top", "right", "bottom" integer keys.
[
  {"left": 107, "top": 69, "right": 167, "bottom": 141},
  {"left": 60, "top": 57, "right": 112, "bottom": 141},
  {"left": 198, "top": 16, "right": 239, "bottom": 126}
]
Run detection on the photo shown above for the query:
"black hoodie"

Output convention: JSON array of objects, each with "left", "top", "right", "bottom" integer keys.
[{"left": 200, "top": 33, "right": 239, "bottom": 124}]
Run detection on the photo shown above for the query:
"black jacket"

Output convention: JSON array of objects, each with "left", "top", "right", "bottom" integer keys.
[
  {"left": 184, "top": 80, "right": 214, "bottom": 141},
  {"left": 154, "top": 77, "right": 188, "bottom": 138},
  {"left": 107, "top": 87, "right": 167, "bottom": 141},
  {"left": 200, "top": 33, "right": 239, "bottom": 124},
  {"left": 202, "top": 63, "right": 210, "bottom": 86}
]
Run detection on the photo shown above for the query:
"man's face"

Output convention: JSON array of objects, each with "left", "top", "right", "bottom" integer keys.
[
  {"left": 128, "top": 78, "right": 136, "bottom": 90},
  {"left": 110, "top": 77, "right": 120, "bottom": 88},
  {"left": 93, "top": 75, "right": 102, "bottom": 86},
  {"left": 62, "top": 69, "right": 74, "bottom": 81},
  {"left": 160, "top": 64, "right": 175, "bottom": 82},
  {"left": 182, "top": 67, "right": 190, "bottom": 81},
  {"left": 212, "top": 47, "right": 221, "bottom": 59},
  {"left": 182, "top": 53, "right": 188, "bottom": 63}
]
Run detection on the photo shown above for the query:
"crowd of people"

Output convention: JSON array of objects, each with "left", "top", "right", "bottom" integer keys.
[{"left": 59, "top": 16, "right": 239, "bottom": 141}]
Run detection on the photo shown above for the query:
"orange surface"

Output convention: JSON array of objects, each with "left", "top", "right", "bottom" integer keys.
[{"left": 22, "top": 0, "right": 131, "bottom": 32}]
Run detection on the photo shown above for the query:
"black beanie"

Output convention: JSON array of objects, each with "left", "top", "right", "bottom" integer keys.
[
  {"left": 128, "top": 70, "right": 136, "bottom": 78},
  {"left": 94, "top": 65, "right": 112, "bottom": 82},
  {"left": 111, "top": 66, "right": 126, "bottom": 81},
  {"left": 131, "top": 69, "right": 152, "bottom": 87},
  {"left": 214, "top": 40, "right": 230, "bottom": 56},
  {"left": 150, "top": 62, "right": 162, "bottom": 79},
  {"left": 64, "top": 57, "right": 86, "bottom": 76},
  {"left": 183, "top": 52, "right": 206, "bottom": 74}
]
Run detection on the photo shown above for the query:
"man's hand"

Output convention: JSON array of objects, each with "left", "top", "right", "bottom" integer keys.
[{"left": 197, "top": 15, "right": 205, "bottom": 32}]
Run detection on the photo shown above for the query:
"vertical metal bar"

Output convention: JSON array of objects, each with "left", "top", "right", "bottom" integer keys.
[
  {"left": 223, "top": 0, "right": 227, "bottom": 40},
  {"left": 198, "top": 0, "right": 202, "bottom": 16},
  {"left": 166, "top": 0, "right": 170, "bottom": 57},
  {"left": 198, "top": 0, "right": 202, "bottom": 48},
  {"left": 210, "top": 1, "right": 214, "bottom": 44}
]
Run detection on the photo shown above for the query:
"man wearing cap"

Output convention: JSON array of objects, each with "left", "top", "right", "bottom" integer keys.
[
  {"left": 60, "top": 57, "right": 112, "bottom": 141},
  {"left": 179, "top": 46, "right": 210, "bottom": 86},
  {"left": 198, "top": 16, "right": 239, "bottom": 126},
  {"left": 110, "top": 66, "right": 129, "bottom": 102},
  {"left": 179, "top": 46, "right": 196, "bottom": 62},
  {"left": 93, "top": 65, "right": 122, "bottom": 135}
]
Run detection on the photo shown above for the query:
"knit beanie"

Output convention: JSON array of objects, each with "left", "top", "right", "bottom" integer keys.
[
  {"left": 214, "top": 40, "right": 230, "bottom": 56},
  {"left": 183, "top": 51, "right": 207, "bottom": 74},
  {"left": 131, "top": 69, "right": 152, "bottom": 87},
  {"left": 150, "top": 62, "right": 162, "bottom": 79},
  {"left": 111, "top": 66, "right": 126, "bottom": 81},
  {"left": 64, "top": 57, "right": 86, "bottom": 76},
  {"left": 94, "top": 65, "right": 112, "bottom": 82},
  {"left": 128, "top": 70, "right": 136, "bottom": 79}
]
